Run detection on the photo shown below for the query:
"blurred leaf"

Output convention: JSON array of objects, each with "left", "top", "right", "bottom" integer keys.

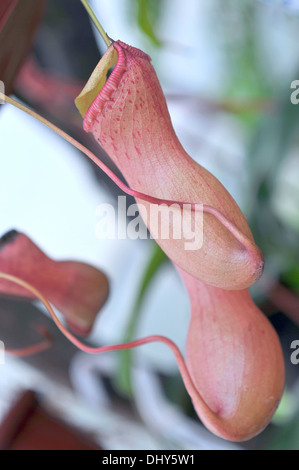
[
  {"left": 0, "top": 0, "right": 46, "bottom": 94},
  {"left": 281, "top": 265, "right": 299, "bottom": 292},
  {"left": 130, "top": 0, "right": 163, "bottom": 46},
  {"left": 248, "top": 97, "right": 299, "bottom": 198},
  {"left": 246, "top": 88, "right": 299, "bottom": 265},
  {"left": 214, "top": 1, "right": 274, "bottom": 100},
  {"left": 269, "top": 412, "right": 299, "bottom": 450},
  {"left": 116, "top": 243, "right": 168, "bottom": 396}
]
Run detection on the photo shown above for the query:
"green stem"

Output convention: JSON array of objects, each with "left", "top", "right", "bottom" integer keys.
[
  {"left": 80, "top": 0, "right": 111, "bottom": 47},
  {"left": 116, "top": 243, "right": 168, "bottom": 396}
]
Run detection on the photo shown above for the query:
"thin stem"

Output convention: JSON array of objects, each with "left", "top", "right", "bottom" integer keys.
[
  {"left": 80, "top": 0, "right": 111, "bottom": 47},
  {"left": 6, "top": 326, "right": 52, "bottom": 357},
  {"left": 0, "top": 272, "right": 215, "bottom": 425}
]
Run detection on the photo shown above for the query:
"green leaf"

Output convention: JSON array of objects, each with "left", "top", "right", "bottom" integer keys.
[
  {"left": 116, "top": 242, "right": 168, "bottom": 396},
  {"left": 246, "top": 83, "right": 299, "bottom": 266},
  {"left": 131, "top": 0, "right": 163, "bottom": 47}
]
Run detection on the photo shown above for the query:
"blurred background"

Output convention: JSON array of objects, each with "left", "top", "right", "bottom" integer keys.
[{"left": 0, "top": 0, "right": 299, "bottom": 450}]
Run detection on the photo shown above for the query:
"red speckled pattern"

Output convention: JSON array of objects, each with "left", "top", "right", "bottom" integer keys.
[{"left": 83, "top": 41, "right": 263, "bottom": 290}]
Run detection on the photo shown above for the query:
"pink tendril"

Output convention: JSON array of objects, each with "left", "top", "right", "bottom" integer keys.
[
  {"left": 5, "top": 325, "right": 52, "bottom": 357},
  {"left": 0, "top": 271, "right": 214, "bottom": 422}
]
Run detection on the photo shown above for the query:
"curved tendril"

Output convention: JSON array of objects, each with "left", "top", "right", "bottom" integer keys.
[
  {"left": 0, "top": 271, "right": 215, "bottom": 423},
  {"left": 0, "top": 92, "right": 258, "bottom": 259},
  {"left": 6, "top": 326, "right": 52, "bottom": 357}
]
